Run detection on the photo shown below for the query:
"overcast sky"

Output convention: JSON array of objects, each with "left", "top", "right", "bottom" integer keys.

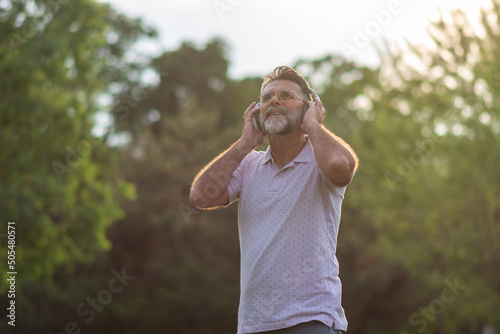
[{"left": 99, "top": 0, "right": 492, "bottom": 78}]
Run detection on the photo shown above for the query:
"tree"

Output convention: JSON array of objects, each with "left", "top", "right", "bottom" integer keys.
[
  {"left": 294, "top": 56, "right": 422, "bottom": 334},
  {"left": 100, "top": 38, "right": 256, "bottom": 334},
  {"left": 4, "top": 1, "right": 498, "bottom": 331},
  {"left": 367, "top": 0, "right": 500, "bottom": 331},
  {"left": 0, "top": 0, "right": 154, "bottom": 284}
]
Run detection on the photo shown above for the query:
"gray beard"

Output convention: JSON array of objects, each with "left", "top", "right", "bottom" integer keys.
[{"left": 260, "top": 106, "right": 303, "bottom": 135}]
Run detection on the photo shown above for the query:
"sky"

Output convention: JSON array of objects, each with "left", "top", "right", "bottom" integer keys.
[{"left": 98, "top": 0, "right": 493, "bottom": 79}]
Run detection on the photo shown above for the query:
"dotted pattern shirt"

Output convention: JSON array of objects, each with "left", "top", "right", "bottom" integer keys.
[{"left": 227, "top": 139, "right": 349, "bottom": 334}]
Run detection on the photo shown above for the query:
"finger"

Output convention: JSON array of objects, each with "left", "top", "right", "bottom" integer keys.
[
  {"left": 246, "top": 104, "right": 261, "bottom": 122},
  {"left": 243, "top": 102, "right": 257, "bottom": 118},
  {"left": 313, "top": 92, "right": 322, "bottom": 103},
  {"left": 315, "top": 96, "right": 324, "bottom": 111},
  {"left": 314, "top": 95, "right": 325, "bottom": 117},
  {"left": 304, "top": 100, "right": 315, "bottom": 111}
]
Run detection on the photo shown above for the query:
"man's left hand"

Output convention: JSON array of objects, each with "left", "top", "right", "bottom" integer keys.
[{"left": 300, "top": 94, "right": 326, "bottom": 134}]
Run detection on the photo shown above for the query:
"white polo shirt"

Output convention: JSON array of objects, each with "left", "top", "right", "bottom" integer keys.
[{"left": 227, "top": 139, "right": 349, "bottom": 334}]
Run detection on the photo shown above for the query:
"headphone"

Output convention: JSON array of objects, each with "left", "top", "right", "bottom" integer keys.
[{"left": 252, "top": 89, "right": 319, "bottom": 134}]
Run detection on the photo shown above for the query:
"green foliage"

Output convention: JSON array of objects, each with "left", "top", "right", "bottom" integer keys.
[
  {"left": 361, "top": 1, "right": 500, "bottom": 331},
  {"left": 0, "top": 0, "right": 153, "bottom": 284},
  {"left": 101, "top": 38, "right": 251, "bottom": 334},
  {"left": 2, "top": 0, "right": 500, "bottom": 333}
]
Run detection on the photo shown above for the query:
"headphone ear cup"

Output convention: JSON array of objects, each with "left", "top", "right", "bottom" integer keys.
[
  {"left": 302, "top": 102, "right": 308, "bottom": 114},
  {"left": 253, "top": 113, "right": 264, "bottom": 133},
  {"left": 300, "top": 102, "right": 309, "bottom": 124},
  {"left": 310, "top": 89, "right": 319, "bottom": 105}
]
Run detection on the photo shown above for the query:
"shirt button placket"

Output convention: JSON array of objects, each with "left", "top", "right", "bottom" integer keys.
[{"left": 269, "top": 170, "right": 279, "bottom": 193}]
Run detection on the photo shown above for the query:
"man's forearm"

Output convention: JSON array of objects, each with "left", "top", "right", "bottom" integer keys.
[
  {"left": 189, "top": 139, "right": 254, "bottom": 209},
  {"left": 306, "top": 122, "right": 358, "bottom": 186}
]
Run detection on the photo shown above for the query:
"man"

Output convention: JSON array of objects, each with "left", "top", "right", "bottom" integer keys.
[{"left": 190, "top": 66, "right": 359, "bottom": 334}]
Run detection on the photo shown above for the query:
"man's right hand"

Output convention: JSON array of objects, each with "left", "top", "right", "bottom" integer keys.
[
  {"left": 241, "top": 102, "right": 265, "bottom": 149},
  {"left": 189, "top": 102, "right": 265, "bottom": 210}
]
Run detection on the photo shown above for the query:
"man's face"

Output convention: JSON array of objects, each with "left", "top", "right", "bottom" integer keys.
[{"left": 259, "top": 80, "right": 306, "bottom": 136}]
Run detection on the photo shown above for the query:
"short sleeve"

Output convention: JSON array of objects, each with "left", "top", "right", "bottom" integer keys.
[{"left": 226, "top": 153, "right": 250, "bottom": 206}]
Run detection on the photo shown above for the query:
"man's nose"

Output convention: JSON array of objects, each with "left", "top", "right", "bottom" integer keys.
[{"left": 269, "top": 93, "right": 281, "bottom": 105}]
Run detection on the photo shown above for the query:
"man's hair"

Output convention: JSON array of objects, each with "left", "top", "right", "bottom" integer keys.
[{"left": 261, "top": 66, "right": 313, "bottom": 101}]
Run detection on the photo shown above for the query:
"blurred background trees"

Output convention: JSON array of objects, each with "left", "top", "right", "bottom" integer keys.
[
  {"left": 0, "top": 0, "right": 155, "bottom": 282},
  {"left": 0, "top": 0, "right": 499, "bottom": 333}
]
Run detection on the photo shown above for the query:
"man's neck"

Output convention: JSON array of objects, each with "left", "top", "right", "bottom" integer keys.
[{"left": 268, "top": 131, "right": 308, "bottom": 169}]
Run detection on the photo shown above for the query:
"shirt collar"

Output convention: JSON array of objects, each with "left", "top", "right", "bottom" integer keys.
[{"left": 262, "top": 137, "right": 314, "bottom": 166}]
